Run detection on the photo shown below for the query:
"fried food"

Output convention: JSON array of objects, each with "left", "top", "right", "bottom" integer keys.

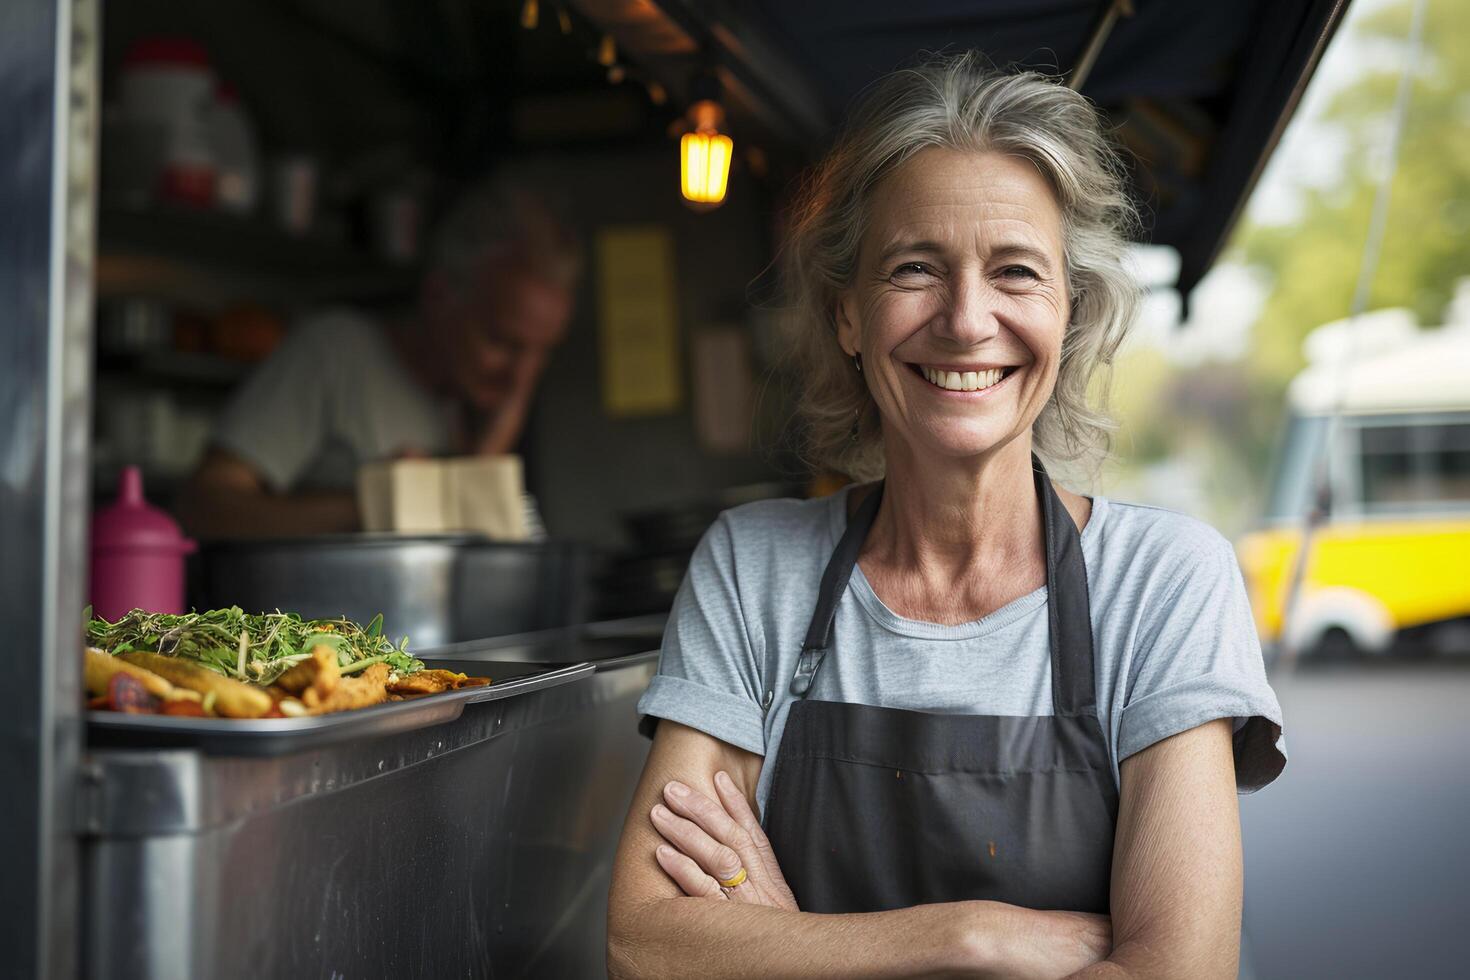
[
  {"left": 85, "top": 646, "right": 176, "bottom": 699},
  {"left": 117, "top": 650, "right": 273, "bottom": 719},
  {"left": 386, "top": 669, "right": 492, "bottom": 695},
  {"left": 88, "top": 637, "right": 482, "bottom": 719},
  {"left": 386, "top": 669, "right": 459, "bottom": 695},
  {"left": 275, "top": 645, "right": 341, "bottom": 708},
  {"left": 306, "top": 662, "right": 391, "bottom": 715}
]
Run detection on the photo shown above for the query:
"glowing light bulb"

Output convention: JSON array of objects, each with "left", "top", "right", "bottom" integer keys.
[
  {"left": 680, "top": 99, "right": 732, "bottom": 206},
  {"left": 681, "top": 130, "right": 733, "bottom": 205}
]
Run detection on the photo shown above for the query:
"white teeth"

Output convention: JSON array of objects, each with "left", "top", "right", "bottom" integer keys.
[{"left": 918, "top": 365, "right": 1007, "bottom": 391}]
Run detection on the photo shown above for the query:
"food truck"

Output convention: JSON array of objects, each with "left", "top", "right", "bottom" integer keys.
[
  {"left": 2, "top": 0, "right": 1347, "bottom": 976},
  {"left": 1238, "top": 310, "right": 1470, "bottom": 657}
]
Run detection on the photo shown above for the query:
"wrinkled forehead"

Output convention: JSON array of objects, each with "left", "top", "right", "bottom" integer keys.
[{"left": 862, "top": 148, "right": 1066, "bottom": 263}]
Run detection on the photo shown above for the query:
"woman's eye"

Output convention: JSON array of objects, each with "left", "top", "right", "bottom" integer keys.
[
  {"left": 891, "top": 262, "right": 931, "bottom": 279},
  {"left": 1000, "top": 265, "right": 1038, "bottom": 280}
]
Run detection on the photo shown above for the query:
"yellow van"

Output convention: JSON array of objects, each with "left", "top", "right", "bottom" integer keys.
[{"left": 1237, "top": 313, "right": 1470, "bottom": 656}]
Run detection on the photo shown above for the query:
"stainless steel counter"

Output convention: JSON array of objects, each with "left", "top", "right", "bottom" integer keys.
[{"left": 79, "top": 641, "right": 657, "bottom": 979}]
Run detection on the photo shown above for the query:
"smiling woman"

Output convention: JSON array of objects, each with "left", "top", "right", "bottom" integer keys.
[
  {"left": 610, "top": 52, "right": 1285, "bottom": 980},
  {"left": 835, "top": 148, "right": 1075, "bottom": 476},
  {"left": 784, "top": 55, "right": 1142, "bottom": 483}
]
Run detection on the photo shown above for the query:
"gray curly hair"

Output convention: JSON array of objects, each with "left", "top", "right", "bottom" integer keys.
[{"left": 782, "top": 52, "right": 1142, "bottom": 481}]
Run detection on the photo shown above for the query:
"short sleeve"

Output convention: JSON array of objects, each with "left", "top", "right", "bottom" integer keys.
[
  {"left": 636, "top": 514, "right": 767, "bottom": 754},
  {"left": 1117, "top": 526, "right": 1287, "bottom": 793},
  {"left": 212, "top": 322, "right": 331, "bottom": 492}
]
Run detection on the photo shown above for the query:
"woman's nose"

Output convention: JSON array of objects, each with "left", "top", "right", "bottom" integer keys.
[{"left": 932, "top": 271, "right": 1001, "bottom": 345}]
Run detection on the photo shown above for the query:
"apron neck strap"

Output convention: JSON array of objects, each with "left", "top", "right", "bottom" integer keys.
[
  {"left": 789, "top": 456, "right": 1098, "bottom": 717},
  {"left": 790, "top": 481, "right": 884, "bottom": 696},
  {"left": 1034, "top": 456, "right": 1098, "bottom": 718}
]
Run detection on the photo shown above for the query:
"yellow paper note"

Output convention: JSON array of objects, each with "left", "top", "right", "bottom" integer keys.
[{"left": 595, "top": 226, "right": 682, "bottom": 416}]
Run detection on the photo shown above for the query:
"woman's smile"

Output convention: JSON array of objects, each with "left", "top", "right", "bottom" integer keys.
[{"left": 904, "top": 362, "right": 1020, "bottom": 396}]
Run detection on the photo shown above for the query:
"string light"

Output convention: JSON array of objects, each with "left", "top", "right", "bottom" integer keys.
[
  {"left": 519, "top": 0, "right": 538, "bottom": 30},
  {"left": 557, "top": 5, "right": 572, "bottom": 34},
  {"left": 597, "top": 34, "right": 617, "bottom": 67}
]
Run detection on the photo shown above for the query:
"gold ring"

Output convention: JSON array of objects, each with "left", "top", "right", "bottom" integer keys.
[{"left": 718, "top": 867, "right": 748, "bottom": 888}]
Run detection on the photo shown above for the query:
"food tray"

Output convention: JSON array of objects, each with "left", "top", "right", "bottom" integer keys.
[{"left": 84, "top": 658, "right": 594, "bottom": 756}]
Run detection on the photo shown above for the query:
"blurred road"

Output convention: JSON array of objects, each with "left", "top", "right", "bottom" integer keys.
[{"left": 1239, "top": 659, "right": 1470, "bottom": 979}]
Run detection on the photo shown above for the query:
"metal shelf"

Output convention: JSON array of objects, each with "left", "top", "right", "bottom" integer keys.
[{"left": 96, "top": 205, "right": 417, "bottom": 310}]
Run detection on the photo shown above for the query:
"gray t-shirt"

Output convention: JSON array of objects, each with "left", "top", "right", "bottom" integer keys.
[
  {"left": 214, "top": 310, "right": 453, "bottom": 493},
  {"left": 637, "top": 486, "right": 1287, "bottom": 814}
]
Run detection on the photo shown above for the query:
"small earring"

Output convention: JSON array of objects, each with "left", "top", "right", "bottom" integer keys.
[
  {"left": 852, "top": 352, "right": 863, "bottom": 373},
  {"left": 849, "top": 412, "right": 860, "bottom": 444}
]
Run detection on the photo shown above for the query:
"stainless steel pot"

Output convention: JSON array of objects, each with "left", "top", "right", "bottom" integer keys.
[{"left": 192, "top": 535, "right": 589, "bottom": 647}]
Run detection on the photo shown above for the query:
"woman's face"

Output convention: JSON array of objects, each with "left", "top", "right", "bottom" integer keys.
[{"left": 837, "top": 148, "right": 1070, "bottom": 465}]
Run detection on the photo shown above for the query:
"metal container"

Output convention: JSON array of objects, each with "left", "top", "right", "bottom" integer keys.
[
  {"left": 80, "top": 640, "right": 657, "bottom": 980},
  {"left": 193, "top": 535, "right": 590, "bottom": 647}
]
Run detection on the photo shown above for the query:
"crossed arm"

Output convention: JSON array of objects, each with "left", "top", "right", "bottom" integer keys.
[{"left": 606, "top": 718, "right": 1241, "bottom": 979}]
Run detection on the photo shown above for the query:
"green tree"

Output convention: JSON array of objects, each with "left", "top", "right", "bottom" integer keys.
[{"left": 1239, "top": 0, "right": 1470, "bottom": 385}]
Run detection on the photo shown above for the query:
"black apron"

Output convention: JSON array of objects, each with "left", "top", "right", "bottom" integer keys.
[{"left": 763, "top": 457, "right": 1118, "bottom": 914}]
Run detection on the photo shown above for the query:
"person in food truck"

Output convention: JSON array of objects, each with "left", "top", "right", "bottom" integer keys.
[
  {"left": 180, "top": 177, "right": 581, "bottom": 538},
  {"left": 608, "top": 55, "right": 1286, "bottom": 977}
]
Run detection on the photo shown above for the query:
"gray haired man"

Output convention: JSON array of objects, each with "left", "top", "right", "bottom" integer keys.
[{"left": 181, "top": 177, "right": 581, "bottom": 538}]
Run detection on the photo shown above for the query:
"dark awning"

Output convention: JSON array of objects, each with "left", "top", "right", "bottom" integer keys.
[{"left": 572, "top": 0, "right": 1350, "bottom": 299}]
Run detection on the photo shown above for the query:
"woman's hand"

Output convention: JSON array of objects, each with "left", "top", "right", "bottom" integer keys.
[{"left": 649, "top": 770, "right": 799, "bottom": 911}]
